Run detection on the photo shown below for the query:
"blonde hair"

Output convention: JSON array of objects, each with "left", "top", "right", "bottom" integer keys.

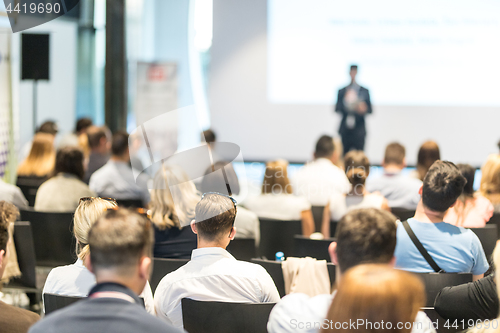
[
  {"left": 149, "top": 165, "right": 200, "bottom": 230},
  {"left": 74, "top": 198, "right": 117, "bottom": 264},
  {"left": 322, "top": 264, "right": 425, "bottom": 333},
  {"left": 17, "top": 133, "right": 56, "bottom": 177},
  {"left": 262, "top": 159, "right": 293, "bottom": 194},
  {"left": 479, "top": 154, "right": 500, "bottom": 202}
]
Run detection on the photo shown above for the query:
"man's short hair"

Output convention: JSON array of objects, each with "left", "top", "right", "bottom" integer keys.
[
  {"left": 203, "top": 129, "right": 216, "bottom": 144},
  {"left": 88, "top": 208, "right": 153, "bottom": 275},
  {"left": 195, "top": 193, "right": 236, "bottom": 241},
  {"left": 315, "top": 135, "right": 335, "bottom": 159},
  {"left": 335, "top": 208, "right": 397, "bottom": 274},
  {"left": 384, "top": 142, "right": 405, "bottom": 165},
  {"left": 350, "top": 64, "right": 358, "bottom": 71},
  {"left": 422, "top": 160, "right": 466, "bottom": 212},
  {"left": 76, "top": 118, "right": 93, "bottom": 133},
  {"left": 87, "top": 126, "right": 109, "bottom": 149},
  {"left": 0, "top": 201, "right": 19, "bottom": 253},
  {"left": 54, "top": 147, "right": 85, "bottom": 180},
  {"left": 111, "top": 131, "right": 129, "bottom": 156}
]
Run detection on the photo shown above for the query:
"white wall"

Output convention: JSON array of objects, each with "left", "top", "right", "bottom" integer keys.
[{"left": 210, "top": 0, "right": 500, "bottom": 166}]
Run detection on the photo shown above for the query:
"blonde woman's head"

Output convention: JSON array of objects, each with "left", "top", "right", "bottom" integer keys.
[
  {"left": 480, "top": 154, "right": 500, "bottom": 201},
  {"left": 74, "top": 197, "right": 117, "bottom": 263},
  {"left": 149, "top": 164, "right": 200, "bottom": 230},
  {"left": 17, "top": 133, "right": 56, "bottom": 177},
  {"left": 262, "top": 159, "right": 292, "bottom": 195}
]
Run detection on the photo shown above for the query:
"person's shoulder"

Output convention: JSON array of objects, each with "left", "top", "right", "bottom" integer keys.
[
  {"left": 0, "top": 301, "right": 39, "bottom": 326},
  {"left": 237, "top": 206, "right": 258, "bottom": 219}
]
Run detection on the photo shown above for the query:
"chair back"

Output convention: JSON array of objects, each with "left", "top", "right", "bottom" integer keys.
[
  {"left": 293, "top": 235, "right": 335, "bottom": 261},
  {"left": 470, "top": 225, "right": 497, "bottom": 258},
  {"left": 227, "top": 238, "right": 256, "bottom": 261},
  {"left": 43, "top": 293, "right": 84, "bottom": 315},
  {"left": 415, "top": 273, "right": 472, "bottom": 307},
  {"left": 259, "top": 218, "right": 302, "bottom": 259},
  {"left": 391, "top": 207, "right": 416, "bottom": 221},
  {"left": 330, "top": 220, "right": 338, "bottom": 238},
  {"left": 8, "top": 222, "right": 37, "bottom": 290},
  {"left": 150, "top": 258, "right": 189, "bottom": 293},
  {"left": 251, "top": 259, "right": 336, "bottom": 297},
  {"left": 311, "top": 206, "right": 325, "bottom": 233},
  {"left": 16, "top": 176, "right": 45, "bottom": 207},
  {"left": 487, "top": 213, "right": 500, "bottom": 238},
  {"left": 19, "top": 209, "right": 75, "bottom": 267},
  {"left": 115, "top": 199, "right": 144, "bottom": 208},
  {"left": 181, "top": 298, "right": 275, "bottom": 333}
]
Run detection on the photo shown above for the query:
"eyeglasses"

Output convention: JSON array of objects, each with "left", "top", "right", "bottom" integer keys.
[
  {"left": 200, "top": 192, "right": 238, "bottom": 238},
  {"left": 79, "top": 197, "right": 117, "bottom": 204}
]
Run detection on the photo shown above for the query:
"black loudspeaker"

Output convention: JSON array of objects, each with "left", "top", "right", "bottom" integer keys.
[{"left": 21, "top": 34, "right": 50, "bottom": 80}]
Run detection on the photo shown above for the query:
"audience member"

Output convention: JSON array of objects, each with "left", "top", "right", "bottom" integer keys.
[
  {"left": 83, "top": 126, "right": 111, "bottom": 184},
  {"left": 42, "top": 198, "right": 155, "bottom": 314},
  {"left": 19, "top": 120, "right": 58, "bottom": 161},
  {"left": 292, "top": 135, "right": 350, "bottom": 206},
  {"left": 479, "top": 154, "right": 500, "bottom": 213},
  {"left": 58, "top": 118, "right": 93, "bottom": 154},
  {"left": 149, "top": 165, "right": 199, "bottom": 259},
  {"left": 413, "top": 140, "right": 440, "bottom": 181},
  {"left": 16, "top": 133, "right": 56, "bottom": 193},
  {"left": 89, "top": 131, "right": 150, "bottom": 206},
  {"left": 245, "top": 160, "right": 314, "bottom": 236},
  {"left": 154, "top": 192, "right": 280, "bottom": 329},
  {"left": 366, "top": 142, "right": 422, "bottom": 209},
  {"left": 434, "top": 243, "right": 500, "bottom": 321},
  {"left": 34, "top": 147, "right": 95, "bottom": 212},
  {"left": 200, "top": 161, "right": 260, "bottom": 245},
  {"left": 0, "top": 201, "right": 39, "bottom": 333},
  {"left": 323, "top": 151, "right": 389, "bottom": 231},
  {"left": 444, "top": 164, "right": 493, "bottom": 227},
  {"left": 395, "top": 161, "right": 488, "bottom": 280},
  {"left": 0, "top": 178, "right": 28, "bottom": 208},
  {"left": 31, "top": 209, "right": 182, "bottom": 333},
  {"left": 321, "top": 264, "right": 425, "bottom": 333},
  {"left": 202, "top": 129, "right": 217, "bottom": 144},
  {"left": 267, "top": 208, "right": 434, "bottom": 333}
]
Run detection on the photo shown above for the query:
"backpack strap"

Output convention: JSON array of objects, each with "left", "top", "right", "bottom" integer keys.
[{"left": 402, "top": 220, "right": 445, "bottom": 273}]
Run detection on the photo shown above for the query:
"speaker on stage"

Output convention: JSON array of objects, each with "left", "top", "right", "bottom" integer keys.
[{"left": 21, "top": 33, "right": 50, "bottom": 81}]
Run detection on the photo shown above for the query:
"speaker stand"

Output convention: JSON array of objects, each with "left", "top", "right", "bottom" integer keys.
[{"left": 32, "top": 79, "right": 38, "bottom": 133}]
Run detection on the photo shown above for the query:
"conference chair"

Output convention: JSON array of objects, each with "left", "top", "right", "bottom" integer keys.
[
  {"left": 292, "top": 235, "right": 336, "bottom": 261},
  {"left": 44, "top": 293, "right": 84, "bottom": 315},
  {"left": 150, "top": 258, "right": 189, "bottom": 293},
  {"left": 19, "top": 209, "right": 75, "bottom": 267},
  {"left": 311, "top": 206, "right": 325, "bottom": 233},
  {"left": 390, "top": 207, "right": 416, "bottom": 221},
  {"left": 115, "top": 199, "right": 144, "bottom": 208},
  {"left": 486, "top": 213, "right": 500, "bottom": 238},
  {"left": 181, "top": 298, "right": 276, "bottom": 333},
  {"left": 16, "top": 177, "right": 45, "bottom": 207},
  {"left": 470, "top": 225, "right": 497, "bottom": 258},
  {"left": 415, "top": 273, "right": 472, "bottom": 307},
  {"left": 330, "top": 220, "right": 338, "bottom": 238},
  {"left": 251, "top": 259, "right": 336, "bottom": 297},
  {"left": 259, "top": 218, "right": 302, "bottom": 260},
  {"left": 3, "top": 222, "right": 42, "bottom": 308},
  {"left": 226, "top": 238, "right": 256, "bottom": 261}
]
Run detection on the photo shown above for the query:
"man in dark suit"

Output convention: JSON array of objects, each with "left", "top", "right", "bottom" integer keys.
[
  {"left": 29, "top": 209, "right": 182, "bottom": 333},
  {"left": 335, "top": 65, "right": 372, "bottom": 154}
]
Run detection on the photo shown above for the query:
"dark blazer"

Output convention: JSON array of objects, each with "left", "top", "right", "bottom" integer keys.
[
  {"left": 28, "top": 282, "right": 182, "bottom": 333},
  {"left": 434, "top": 274, "right": 499, "bottom": 321},
  {"left": 335, "top": 85, "right": 372, "bottom": 136}
]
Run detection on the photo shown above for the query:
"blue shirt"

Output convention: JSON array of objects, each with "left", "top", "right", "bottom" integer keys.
[
  {"left": 395, "top": 218, "right": 489, "bottom": 275},
  {"left": 366, "top": 172, "right": 422, "bottom": 209}
]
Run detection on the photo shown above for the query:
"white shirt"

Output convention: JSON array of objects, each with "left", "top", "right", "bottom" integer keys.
[
  {"left": 89, "top": 160, "right": 150, "bottom": 204},
  {"left": 234, "top": 206, "right": 261, "bottom": 246},
  {"left": 154, "top": 247, "right": 280, "bottom": 329},
  {"left": 42, "top": 259, "right": 155, "bottom": 314},
  {"left": 292, "top": 158, "right": 350, "bottom": 206},
  {"left": 267, "top": 293, "right": 436, "bottom": 333},
  {"left": 0, "top": 178, "right": 28, "bottom": 208},
  {"left": 245, "top": 194, "right": 311, "bottom": 221},
  {"left": 328, "top": 192, "right": 385, "bottom": 221}
]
